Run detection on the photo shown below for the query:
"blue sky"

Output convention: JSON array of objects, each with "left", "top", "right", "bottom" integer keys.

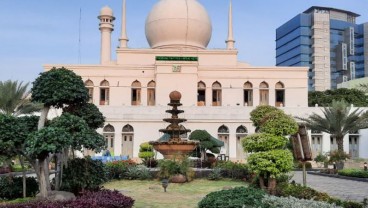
[{"left": 0, "top": 0, "right": 367, "bottom": 84}]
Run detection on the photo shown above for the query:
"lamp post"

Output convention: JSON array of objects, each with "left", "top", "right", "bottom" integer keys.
[
  {"left": 162, "top": 179, "right": 169, "bottom": 192},
  {"left": 364, "top": 162, "right": 367, "bottom": 171}
]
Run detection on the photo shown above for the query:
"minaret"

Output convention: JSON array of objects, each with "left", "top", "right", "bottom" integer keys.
[
  {"left": 226, "top": 0, "right": 235, "bottom": 49},
  {"left": 119, "top": 0, "right": 129, "bottom": 48},
  {"left": 98, "top": 6, "right": 115, "bottom": 64}
]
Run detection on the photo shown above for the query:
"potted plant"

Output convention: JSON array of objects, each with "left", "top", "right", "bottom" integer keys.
[
  {"left": 329, "top": 150, "right": 350, "bottom": 170},
  {"left": 314, "top": 153, "right": 328, "bottom": 168}
]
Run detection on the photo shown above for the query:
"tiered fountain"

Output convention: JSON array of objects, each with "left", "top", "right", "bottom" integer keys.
[{"left": 149, "top": 91, "right": 198, "bottom": 159}]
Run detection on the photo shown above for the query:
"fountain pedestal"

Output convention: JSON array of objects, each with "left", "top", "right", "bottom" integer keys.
[{"left": 149, "top": 91, "right": 198, "bottom": 159}]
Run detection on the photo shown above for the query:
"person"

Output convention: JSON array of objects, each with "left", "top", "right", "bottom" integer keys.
[{"left": 104, "top": 149, "right": 111, "bottom": 157}]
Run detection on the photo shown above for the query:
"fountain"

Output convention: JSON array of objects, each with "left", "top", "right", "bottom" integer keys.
[{"left": 149, "top": 91, "right": 198, "bottom": 159}]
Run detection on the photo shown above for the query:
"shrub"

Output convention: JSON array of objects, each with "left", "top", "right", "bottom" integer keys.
[
  {"left": 315, "top": 153, "right": 328, "bottom": 163},
  {"left": 0, "top": 176, "right": 38, "bottom": 200},
  {"left": 60, "top": 158, "right": 107, "bottom": 195},
  {"left": 158, "top": 159, "right": 192, "bottom": 180},
  {"left": 262, "top": 195, "right": 341, "bottom": 208},
  {"left": 208, "top": 168, "right": 222, "bottom": 180},
  {"left": 338, "top": 169, "right": 368, "bottom": 178},
  {"left": 142, "top": 158, "right": 158, "bottom": 168},
  {"left": 138, "top": 142, "right": 154, "bottom": 161},
  {"left": 215, "top": 161, "right": 250, "bottom": 180},
  {"left": 191, "top": 158, "right": 213, "bottom": 169},
  {"left": 124, "top": 166, "right": 152, "bottom": 180},
  {"left": 242, "top": 133, "right": 289, "bottom": 152},
  {"left": 105, "top": 159, "right": 136, "bottom": 180},
  {"left": 1, "top": 189, "right": 134, "bottom": 208},
  {"left": 198, "top": 186, "right": 266, "bottom": 208},
  {"left": 329, "top": 150, "right": 350, "bottom": 162},
  {"left": 276, "top": 183, "right": 330, "bottom": 201}
]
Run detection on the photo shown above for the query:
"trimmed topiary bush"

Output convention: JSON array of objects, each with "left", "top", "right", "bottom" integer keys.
[
  {"left": 0, "top": 176, "right": 39, "bottom": 200},
  {"left": 60, "top": 158, "right": 107, "bottom": 195},
  {"left": 198, "top": 186, "right": 266, "bottom": 208}
]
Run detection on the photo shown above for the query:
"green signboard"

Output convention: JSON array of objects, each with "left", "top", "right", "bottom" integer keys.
[{"left": 155, "top": 56, "right": 198, "bottom": 61}]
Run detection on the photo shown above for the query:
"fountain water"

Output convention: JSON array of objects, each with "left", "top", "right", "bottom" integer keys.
[{"left": 149, "top": 91, "right": 198, "bottom": 159}]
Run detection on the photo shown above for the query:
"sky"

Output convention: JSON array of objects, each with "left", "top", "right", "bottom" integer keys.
[{"left": 0, "top": 0, "right": 367, "bottom": 84}]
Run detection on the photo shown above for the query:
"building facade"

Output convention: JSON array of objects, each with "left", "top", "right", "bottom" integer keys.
[
  {"left": 276, "top": 6, "right": 368, "bottom": 91},
  {"left": 45, "top": 1, "right": 368, "bottom": 160}
]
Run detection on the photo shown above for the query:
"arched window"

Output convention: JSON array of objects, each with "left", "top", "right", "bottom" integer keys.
[
  {"left": 103, "top": 124, "right": 115, "bottom": 152},
  {"left": 243, "top": 82, "right": 253, "bottom": 106},
  {"left": 197, "top": 81, "right": 206, "bottom": 106},
  {"left": 236, "top": 125, "right": 248, "bottom": 160},
  {"left": 122, "top": 124, "right": 134, "bottom": 158},
  {"left": 275, "top": 82, "right": 285, "bottom": 107},
  {"left": 100, "top": 80, "right": 110, "bottom": 105},
  {"left": 85, "top": 80, "right": 94, "bottom": 103},
  {"left": 131, "top": 80, "right": 141, "bottom": 106},
  {"left": 218, "top": 125, "right": 229, "bottom": 156},
  {"left": 212, "top": 81, "right": 222, "bottom": 106},
  {"left": 147, "top": 81, "right": 156, "bottom": 106},
  {"left": 259, "top": 82, "right": 269, "bottom": 105}
]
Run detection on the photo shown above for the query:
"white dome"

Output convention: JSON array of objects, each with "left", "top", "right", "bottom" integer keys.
[
  {"left": 145, "top": 0, "right": 212, "bottom": 49},
  {"left": 100, "top": 6, "right": 113, "bottom": 16}
]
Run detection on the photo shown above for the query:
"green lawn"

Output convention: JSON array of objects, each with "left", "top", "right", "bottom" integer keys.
[{"left": 103, "top": 179, "right": 246, "bottom": 208}]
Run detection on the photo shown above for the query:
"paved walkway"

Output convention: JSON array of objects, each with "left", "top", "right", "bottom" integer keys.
[{"left": 292, "top": 171, "right": 368, "bottom": 202}]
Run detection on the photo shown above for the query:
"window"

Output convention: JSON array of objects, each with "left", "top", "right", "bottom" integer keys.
[
  {"left": 218, "top": 125, "right": 229, "bottom": 156},
  {"left": 100, "top": 80, "right": 110, "bottom": 105},
  {"left": 85, "top": 80, "right": 94, "bottom": 103},
  {"left": 236, "top": 125, "right": 248, "bottom": 160},
  {"left": 197, "top": 81, "right": 206, "bottom": 106},
  {"left": 275, "top": 82, "right": 285, "bottom": 107},
  {"left": 131, "top": 81, "right": 141, "bottom": 106},
  {"left": 243, "top": 82, "right": 253, "bottom": 106},
  {"left": 259, "top": 82, "right": 269, "bottom": 105},
  {"left": 212, "top": 82, "right": 222, "bottom": 106},
  {"left": 147, "top": 81, "right": 156, "bottom": 106},
  {"left": 103, "top": 124, "right": 115, "bottom": 152}
]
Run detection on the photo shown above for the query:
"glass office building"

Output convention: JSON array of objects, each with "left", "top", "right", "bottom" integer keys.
[{"left": 276, "top": 6, "right": 368, "bottom": 91}]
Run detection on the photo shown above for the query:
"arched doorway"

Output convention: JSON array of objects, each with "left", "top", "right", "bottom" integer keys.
[{"left": 122, "top": 124, "right": 134, "bottom": 158}]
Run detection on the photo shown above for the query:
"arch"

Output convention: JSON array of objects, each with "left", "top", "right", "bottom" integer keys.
[
  {"left": 218, "top": 125, "right": 229, "bottom": 134},
  {"left": 259, "top": 81, "right": 269, "bottom": 105},
  {"left": 103, "top": 124, "right": 115, "bottom": 132},
  {"left": 147, "top": 81, "right": 156, "bottom": 106},
  {"left": 243, "top": 81, "right": 253, "bottom": 106},
  {"left": 122, "top": 124, "right": 134, "bottom": 133},
  {"left": 236, "top": 125, "right": 248, "bottom": 134},
  {"left": 100, "top": 80, "right": 109, "bottom": 86},
  {"left": 275, "top": 81, "right": 285, "bottom": 107},
  {"left": 131, "top": 80, "right": 141, "bottom": 106},
  {"left": 100, "top": 80, "right": 110, "bottom": 105},
  {"left": 85, "top": 79, "right": 94, "bottom": 86},
  {"left": 197, "top": 81, "right": 206, "bottom": 106},
  {"left": 212, "top": 81, "right": 222, "bottom": 106}
]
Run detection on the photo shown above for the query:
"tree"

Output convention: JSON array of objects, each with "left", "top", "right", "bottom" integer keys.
[
  {"left": 189, "top": 130, "right": 224, "bottom": 159},
  {"left": 0, "top": 80, "right": 41, "bottom": 116},
  {"left": 297, "top": 100, "right": 368, "bottom": 152},
  {"left": 243, "top": 105, "right": 297, "bottom": 194},
  {"left": 30, "top": 67, "right": 93, "bottom": 197},
  {"left": 308, "top": 88, "right": 368, "bottom": 107}
]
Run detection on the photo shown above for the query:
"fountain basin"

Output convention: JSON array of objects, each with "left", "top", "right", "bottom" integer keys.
[{"left": 149, "top": 141, "right": 198, "bottom": 159}]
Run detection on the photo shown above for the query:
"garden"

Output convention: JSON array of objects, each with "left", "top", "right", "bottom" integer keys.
[{"left": 1, "top": 68, "right": 368, "bottom": 207}]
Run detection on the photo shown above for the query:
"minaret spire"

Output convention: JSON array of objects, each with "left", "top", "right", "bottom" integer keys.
[
  {"left": 119, "top": 0, "right": 129, "bottom": 48},
  {"left": 226, "top": 0, "right": 235, "bottom": 49}
]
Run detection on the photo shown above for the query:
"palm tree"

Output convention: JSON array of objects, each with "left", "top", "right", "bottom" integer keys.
[
  {"left": 0, "top": 80, "right": 41, "bottom": 116},
  {"left": 297, "top": 100, "right": 368, "bottom": 152}
]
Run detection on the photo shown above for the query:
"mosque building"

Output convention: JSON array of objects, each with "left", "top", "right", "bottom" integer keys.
[{"left": 44, "top": 0, "right": 368, "bottom": 160}]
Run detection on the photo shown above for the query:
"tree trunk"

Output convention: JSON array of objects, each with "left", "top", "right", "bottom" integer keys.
[
  {"left": 19, "top": 155, "right": 27, "bottom": 198},
  {"left": 55, "top": 153, "right": 62, "bottom": 190},
  {"left": 45, "top": 157, "right": 51, "bottom": 192},
  {"left": 38, "top": 159, "right": 49, "bottom": 198},
  {"left": 37, "top": 106, "right": 50, "bottom": 130},
  {"left": 259, "top": 176, "right": 267, "bottom": 190},
  {"left": 268, "top": 177, "right": 277, "bottom": 195},
  {"left": 336, "top": 136, "right": 344, "bottom": 152}
]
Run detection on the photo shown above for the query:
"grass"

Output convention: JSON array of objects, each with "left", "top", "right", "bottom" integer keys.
[
  {"left": 0, "top": 197, "right": 33, "bottom": 206},
  {"left": 103, "top": 179, "right": 247, "bottom": 208}
]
